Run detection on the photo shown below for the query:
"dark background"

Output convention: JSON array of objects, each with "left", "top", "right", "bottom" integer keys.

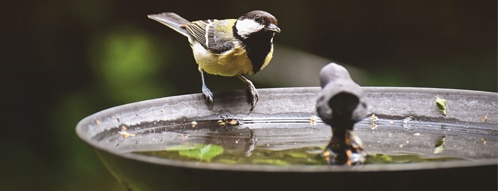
[{"left": 2, "top": 0, "right": 496, "bottom": 190}]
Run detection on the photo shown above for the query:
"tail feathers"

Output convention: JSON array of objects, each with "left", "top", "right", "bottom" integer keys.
[{"left": 148, "top": 12, "right": 190, "bottom": 37}]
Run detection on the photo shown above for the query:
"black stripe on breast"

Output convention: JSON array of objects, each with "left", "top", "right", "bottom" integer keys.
[{"left": 233, "top": 26, "right": 273, "bottom": 74}]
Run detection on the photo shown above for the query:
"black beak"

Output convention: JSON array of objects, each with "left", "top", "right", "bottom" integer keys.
[{"left": 266, "top": 23, "right": 281, "bottom": 33}]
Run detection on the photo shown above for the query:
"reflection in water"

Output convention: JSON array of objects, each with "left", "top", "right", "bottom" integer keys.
[{"left": 96, "top": 116, "right": 498, "bottom": 165}]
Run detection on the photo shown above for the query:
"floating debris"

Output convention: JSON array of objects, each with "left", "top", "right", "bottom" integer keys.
[
  {"left": 217, "top": 118, "right": 240, "bottom": 127},
  {"left": 402, "top": 116, "right": 414, "bottom": 129},
  {"left": 217, "top": 120, "right": 225, "bottom": 127},
  {"left": 191, "top": 121, "right": 198, "bottom": 128},
  {"left": 119, "top": 132, "right": 135, "bottom": 139},
  {"left": 310, "top": 115, "right": 317, "bottom": 125},
  {"left": 481, "top": 137, "right": 487, "bottom": 145},
  {"left": 403, "top": 116, "right": 414, "bottom": 124},
  {"left": 433, "top": 136, "right": 446, "bottom": 154},
  {"left": 370, "top": 114, "right": 378, "bottom": 122},
  {"left": 118, "top": 125, "right": 136, "bottom": 139},
  {"left": 95, "top": 120, "right": 102, "bottom": 127},
  {"left": 227, "top": 119, "right": 239, "bottom": 126},
  {"left": 370, "top": 123, "right": 378, "bottom": 130},
  {"left": 180, "top": 134, "right": 189, "bottom": 139},
  {"left": 481, "top": 115, "right": 488, "bottom": 123},
  {"left": 370, "top": 114, "right": 378, "bottom": 130},
  {"left": 403, "top": 116, "right": 415, "bottom": 124},
  {"left": 435, "top": 96, "right": 447, "bottom": 116}
]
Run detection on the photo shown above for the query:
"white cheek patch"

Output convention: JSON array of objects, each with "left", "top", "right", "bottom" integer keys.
[{"left": 235, "top": 19, "right": 264, "bottom": 39}]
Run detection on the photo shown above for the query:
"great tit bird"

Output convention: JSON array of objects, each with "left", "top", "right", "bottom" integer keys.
[{"left": 147, "top": 10, "right": 280, "bottom": 111}]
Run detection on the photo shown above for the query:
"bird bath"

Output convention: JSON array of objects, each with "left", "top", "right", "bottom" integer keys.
[{"left": 76, "top": 87, "right": 497, "bottom": 191}]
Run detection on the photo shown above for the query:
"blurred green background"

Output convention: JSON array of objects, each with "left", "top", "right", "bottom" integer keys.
[{"left": 1, "top": 0, "right": 496, "bottom": 190}]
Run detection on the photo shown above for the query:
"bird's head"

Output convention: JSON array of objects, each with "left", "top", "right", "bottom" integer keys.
[{"left": 235, "top": 10, "right": 280, "bottom": 39}]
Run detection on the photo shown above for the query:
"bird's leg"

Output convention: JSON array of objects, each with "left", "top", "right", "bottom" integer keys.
[
  {"left": 237, "top": 75, "right": 259, "bottom": 111},
  {"left": 199, "top": 68, "right": 214, "bottom": 109}
]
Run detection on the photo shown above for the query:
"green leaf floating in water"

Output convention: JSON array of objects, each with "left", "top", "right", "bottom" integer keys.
[
  {"left": 435, "top": 96, "right": 447, "bottom": 116},
  {"left": 286, "top": 151, "right": 310, "bottom": 159},
  {"left": 166, "top": 144, "right": 203, "bottom": 151},
  {"left": 168, "top": 144, "right": 224, "bottom": 162},
  {"left": 365, "top": 154, "right": 394, "bottom": 163},
  {"left": 433, "top": 136, "right": 446, "bottom": 154}
]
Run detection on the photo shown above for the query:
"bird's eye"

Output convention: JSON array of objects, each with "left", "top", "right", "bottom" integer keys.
[{"left": 255, "top": 16, "right": 261, "bottom": 23}]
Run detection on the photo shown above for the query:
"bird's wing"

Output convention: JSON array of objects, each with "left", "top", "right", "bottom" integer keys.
[
  {"left": 184, "top": 20, "right": 209, "bottom": 49},
  {"left": 207, "top": 19, "right": 237, "bottom": 53},
  {"left": 185, "top": 19, "right": 236, "bottom": 53},
  {"left": 147, "top": 12, "right": 190, "bottom": 37}
]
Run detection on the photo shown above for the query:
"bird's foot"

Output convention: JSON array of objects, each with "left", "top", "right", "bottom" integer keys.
[
  {"left": 238, "top": 75, "right": 259, "bottom": 111},
  {"left": 246, "top": 83, "right": 259, "bottom": 111},
  {"left": 202, "top": 85, "right": 214, "bottom": 109}
]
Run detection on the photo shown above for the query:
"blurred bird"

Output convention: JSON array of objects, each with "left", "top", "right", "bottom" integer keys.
[{"left": 148, "top": 10, "right": 280, "bottom": 110}]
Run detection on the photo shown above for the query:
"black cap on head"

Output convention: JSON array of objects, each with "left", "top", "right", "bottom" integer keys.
[{"left": 240, "top": 10, "right": 278, "bottom": 27}]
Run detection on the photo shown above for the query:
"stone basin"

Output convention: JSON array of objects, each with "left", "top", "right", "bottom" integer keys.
[{"left": 76, "top": 87, "right": 497, "bottom": 191}]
